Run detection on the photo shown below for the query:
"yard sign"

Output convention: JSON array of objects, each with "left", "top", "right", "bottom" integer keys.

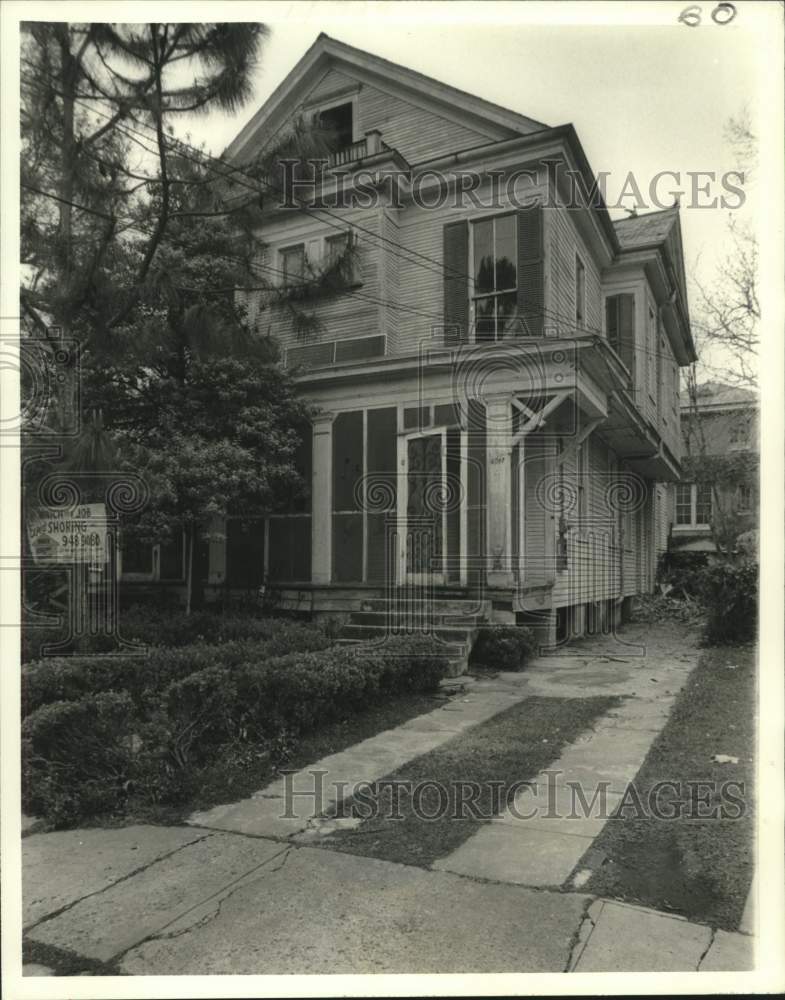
[{"left": 27, "top": 503, "right": 108, "bottom": 565}]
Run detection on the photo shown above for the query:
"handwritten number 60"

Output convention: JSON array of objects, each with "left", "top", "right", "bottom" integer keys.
[{"left": 679, "top": 3, "right": 737, "bottom": 26}]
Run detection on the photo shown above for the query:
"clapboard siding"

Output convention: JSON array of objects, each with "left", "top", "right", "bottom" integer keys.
[
  {"left": 237, "top": 209, "right": 385, "bottom": 356},
  {"left": 305, "top": 69, "right": 359, "bottom": 103},
  {"left": 357, "top": 83, "right": 494, "bottom": 163},
  {"left": 394, "top": 173, "right": 550, "bottom": 355},
  {"left": 545, "top": 205, "right": 602, "bottom": 337},
  {"left": 552, "top": 433, "right": 621, "bottom": 607},
  {"left": 381, "top": 208, "right": 401, "bottom": 354}
]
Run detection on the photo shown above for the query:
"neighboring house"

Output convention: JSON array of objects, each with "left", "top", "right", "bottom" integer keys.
[
  {"left": 121, "top": 34, "right": 696, "bottom": 645},
  {"left": 668, "top": 382, "right": 759, "bottom": 555}
]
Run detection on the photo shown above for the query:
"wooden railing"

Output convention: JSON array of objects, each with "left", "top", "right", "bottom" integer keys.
[{"left": 327, "top": 131, "right": 388, "bottom": 168}]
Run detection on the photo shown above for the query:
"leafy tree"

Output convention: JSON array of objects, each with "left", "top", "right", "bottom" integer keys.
[{"left": 18, "top": 21, "right": 334, "bottom": 616}]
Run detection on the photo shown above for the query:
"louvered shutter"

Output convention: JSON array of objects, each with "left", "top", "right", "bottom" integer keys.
[
  {"left": 517, "top": 206, "right": 544, "bottom": 337},
  {"left": 443, "top": 220, "right": 469, "bottom": 344},
  {"left": 606, "top": 294, "right": 636, "bottom": 386}
]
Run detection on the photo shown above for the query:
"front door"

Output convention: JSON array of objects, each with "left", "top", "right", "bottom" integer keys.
[{"left": 404, "top": 430, "right": 446, "bottom": 583}]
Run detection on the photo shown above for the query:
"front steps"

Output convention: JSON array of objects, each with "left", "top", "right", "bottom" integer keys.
[{"left": 337, "top": 595, "right": 490, "bottom": 677}]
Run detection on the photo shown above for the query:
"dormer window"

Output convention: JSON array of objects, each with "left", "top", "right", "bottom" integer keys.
[{"left": 316, "top": 102, "right": 354, "bottom": 151}]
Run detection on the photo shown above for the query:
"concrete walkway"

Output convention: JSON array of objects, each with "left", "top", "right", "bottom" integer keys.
[
  {"left": 188, "top": 670, "right": 532, "bottom": 839},
  {"left": 21, "top": 622, "right": 756, "bottom": 976},
  {"left": 434, "top": 623, "right": 696, "bottom": 888}
]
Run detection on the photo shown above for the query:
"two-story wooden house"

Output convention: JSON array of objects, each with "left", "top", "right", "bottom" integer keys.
[{"left": 155, "top": 35, "right": 696, "bottom": 646}]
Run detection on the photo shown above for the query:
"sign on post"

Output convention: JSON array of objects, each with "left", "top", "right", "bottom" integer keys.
[{"left": 27, "top": 503, "right": 109, "bottom": 565}]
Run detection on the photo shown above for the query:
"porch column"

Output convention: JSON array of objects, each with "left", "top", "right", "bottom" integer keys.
[
  {"left": 311, "top": 413, "right": 334, "bottom": 585},
  {"left": 485, "top": 394, "right": 515, "bottom": 589}
]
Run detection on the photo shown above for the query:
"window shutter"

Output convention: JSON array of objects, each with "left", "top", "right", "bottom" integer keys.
[
  {"left": 443, "top": 220, "right": 469, "bottom": 344},
  {"left": 618, "top": 294, "right": 636, "bottom": 382},
  {"left": 517, "top": 206, "right": 544, "bottom": 336},
  {"left": 607, "top": 293, "right": 636, "bottom": 385}
]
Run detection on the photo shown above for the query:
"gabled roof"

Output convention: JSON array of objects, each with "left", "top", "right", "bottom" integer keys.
[
  {"left": 225, "top": 33, "right": 547, "bottom": 164},
  {"left": 613, "top": 206, "right": 680, "bottom": 250}
]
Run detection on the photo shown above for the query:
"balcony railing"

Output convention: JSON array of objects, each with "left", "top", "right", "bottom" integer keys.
[{"left": 327, "top": 130, "right": 388, "bottom": 168}]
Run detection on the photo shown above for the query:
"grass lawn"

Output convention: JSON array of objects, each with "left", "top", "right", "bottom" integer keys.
[
  {"left": 575, "top": 643, "right": 756, "bottom": 931},
  {"left": 321, "top": 695, "right": 620, "bottom": 868}
]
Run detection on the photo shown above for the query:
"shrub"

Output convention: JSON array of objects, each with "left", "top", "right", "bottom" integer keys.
[
  {"left": 22, "top": 693, "right": 135, "bottom": 827},
  {"left": 22, "top": 624, "right": 332, "bottom": 717},
  {"left": 656, "top": 550, "right": 710, "bottom": 597},
  {"left": 20, "top": 631, "right": 450, "bottom": 826},
  {"left": 698, "top": 559, "right": 758, "bottom": 645},
  {"left": 117, "top": 605, "right": 326, "bottom": 650},
  {"left": 469, "top": 625, "right": 537, "bottom": 671}
]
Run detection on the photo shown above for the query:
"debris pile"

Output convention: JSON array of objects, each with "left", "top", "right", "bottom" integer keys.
[{"left": 631, "top": 593, "right": 706, "bottom": 626}]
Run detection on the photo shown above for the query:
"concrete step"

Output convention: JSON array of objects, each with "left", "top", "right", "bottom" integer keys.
[
  {"left": 336, "top": 636, "right": 470, "bottom": 678},
  {"left": 362, "top": 598, "right": 489, "bottom": 617},
  {"left": 348, "top": 610, "right": 485, "bottom": 628},
  {"left": 341, "top": 623, "right": 473, "bottom": 644}
]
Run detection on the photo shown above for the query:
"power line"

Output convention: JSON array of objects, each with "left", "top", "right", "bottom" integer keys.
[{"left": 21, "top": 71, "right": 688, "bottom": 365}]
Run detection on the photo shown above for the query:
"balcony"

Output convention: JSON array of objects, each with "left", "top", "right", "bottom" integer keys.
[{"left": 327, "top": 130, "right": 389, "bottom": 168}]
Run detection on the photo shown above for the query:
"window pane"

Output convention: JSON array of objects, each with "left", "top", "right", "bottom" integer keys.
[
  {"left": 475, "top": 296, "right": 495, "bottom": 342},
  {"left": 473, "top": 219, "right": 494, "bottom": 293},
  {"left": 497, "top": 293, "right": 519, "bottom": 339},
  {"left": 495, "top": 215, "right": 516, "bottom": 291},
  {"left": 326, "top": 233, "right": 349, "bottom": 267},
  {"left": 675, "top": 483, "right": 692, "bottom": 525},
  {"left": 282, "top": 245, "right": 304, "bottom": 284},
  {"left": 695, "top": 484, "right": 712, "bottom": 524}
]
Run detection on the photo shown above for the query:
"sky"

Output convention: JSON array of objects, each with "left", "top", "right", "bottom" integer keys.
[{"left": 169, "top": 0, "right": 771, "bottom": 381}]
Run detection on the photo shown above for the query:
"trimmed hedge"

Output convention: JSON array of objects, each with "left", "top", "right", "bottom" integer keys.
[
  {"left": 22, "top": 608, "right": 324, "bottom": 665},
  {"left": 21, "top": 633, "right": 449, "bottom": 826},
  {"left": 22, "top": 633, "right": 331, "bottom": 719},
  {"left": 469, "top": 625, "right": 537, "bottom": 671}
]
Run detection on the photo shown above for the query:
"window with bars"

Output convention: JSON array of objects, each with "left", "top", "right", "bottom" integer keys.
[{"left": 471, "top": 214, "right": 517, "bottom": 342}]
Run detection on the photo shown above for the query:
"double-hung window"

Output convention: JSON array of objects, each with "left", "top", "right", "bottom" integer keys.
[
  {"left": 675, "top": 482, "right": 712, "bottom": 527},
  {"left": 281, "top": 244, "right": 305, "bottom": 288},
  {"left": 471, "top": 214, "right": 517, "bottom": 342}
]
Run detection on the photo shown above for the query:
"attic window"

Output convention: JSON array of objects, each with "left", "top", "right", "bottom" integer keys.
[{"left": 317, "top": 102, "right": 354, "bottom": 150}]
